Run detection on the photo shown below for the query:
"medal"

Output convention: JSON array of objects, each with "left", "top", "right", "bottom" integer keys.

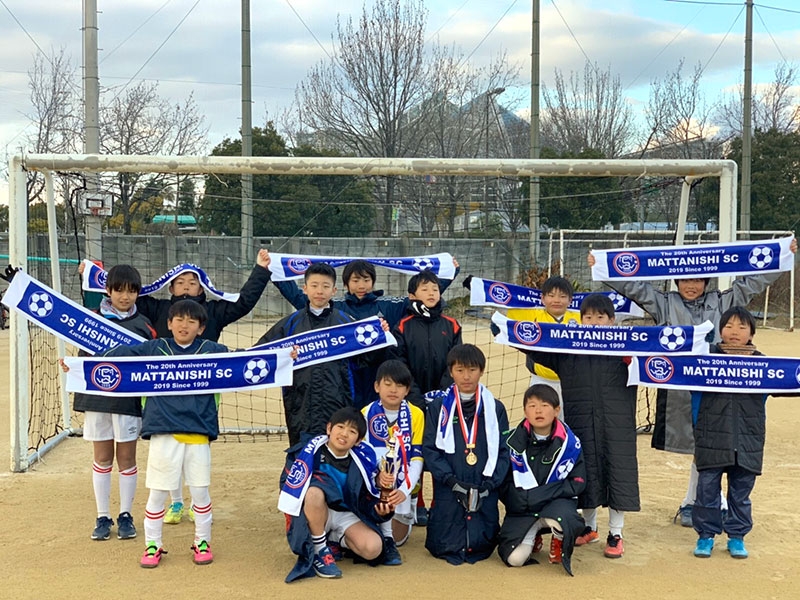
[{"left": 455, "top": 387, "right": 483, "bottom": 468}]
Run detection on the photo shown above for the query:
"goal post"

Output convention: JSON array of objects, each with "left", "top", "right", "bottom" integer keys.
[{"left": 7, "top": 153, "right": 739, "bottom": 472}]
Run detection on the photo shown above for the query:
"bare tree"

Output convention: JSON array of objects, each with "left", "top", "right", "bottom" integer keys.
[
  {"left": 541, "top": 63, "right": 635, "bottom": 158},
  {"left": 99, "top": 82, "right": 207, "bottom": 233},
  {"left": 715, "top": 62, "right": 800, "bottom": 137}
]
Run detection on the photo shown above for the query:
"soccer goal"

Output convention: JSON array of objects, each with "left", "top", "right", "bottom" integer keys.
[{"left": 6, "top": 154, "right": 740, "bottom": 472}]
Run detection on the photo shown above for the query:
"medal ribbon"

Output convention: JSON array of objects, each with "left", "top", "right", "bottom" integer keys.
[{"left": 454, "top": 386, "right": 482, "bottom": 454}]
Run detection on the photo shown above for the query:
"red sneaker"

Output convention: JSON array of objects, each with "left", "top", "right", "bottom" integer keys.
[
  {"left": 140, "top": 544, "right": 167, "bottom": 568},
  {"left": 575, "top": 527, "right": 600, "bottom": 546},
  {"left": 604, "top": 533, "right": 624, "bottom": 558},
  {"left": 548, "top": 537, "right": 563, "bottom": 564},
  {"left": 532, "top": 533, "right": 543, "bottom": 554},
  {"left": 192, "top": 540, "right": 214, "bottom": 565}
]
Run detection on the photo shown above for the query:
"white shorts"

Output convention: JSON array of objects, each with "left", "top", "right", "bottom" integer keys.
[
  {"left": 145, "top": 434, "right": 211, "bottom": 491},
  {"left": 82, "top": 411, "right": 141, "bottom": 443},
  {"left": 325, "top": 509, "right": 362, "bottom": 545}
]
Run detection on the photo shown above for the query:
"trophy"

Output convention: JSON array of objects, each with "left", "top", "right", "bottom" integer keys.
[{"left": 379, "top": 426, "right": 399, "bottom": 504}]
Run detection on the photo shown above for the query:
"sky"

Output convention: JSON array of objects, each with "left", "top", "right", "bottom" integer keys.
[{"left": 1, "top": 0, "right": 800, "bottom": 203}]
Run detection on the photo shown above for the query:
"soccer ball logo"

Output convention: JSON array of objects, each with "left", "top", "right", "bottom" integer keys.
[
  {"left": 243, "top": 358, "right": 270, "bottom": 384},
  {"left": 659, "top": 326, "right": 687, "bottom": 351},
  {"left": 607, "top": 292, "right": 626, "bottom": 311},
  {"left": 413, "top": 257, "right": 434, "bottom": 271},
  {"left": 354, "top": 323, "right": 380, "bottom": 346},
  {"left": 28, "top": 291, "right": 54, "bottom": 317},
  {"left": 556, "top": 458, "right": 574, "bottom": 479},
  {"left": 748, "top": 246, "right": 774, "bottom": 270}
]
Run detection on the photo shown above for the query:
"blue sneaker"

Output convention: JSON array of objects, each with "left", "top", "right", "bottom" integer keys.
[
  {"left": 415, "top": 506, "right": 429, "bottom": 527},
  {"left": 382, "top": 538, "right": 403, "bottom": 566},
  {"left": 694, "top": 537, "right": 714, "bottom": 558},
  {"left": 727, "top": 537, "right": 749, "bottom": 559},
  {"left": 674, "top": 505, "right": 693, "bottom": 527},
  {"left": 117, "top": 512, "right": 137, "bottom": 539},
  {"left": 91, "top": 516, "right": 114, "bottom": 540},
  {"left": 312, "top": 546, "right": 343, "bottom": 578}
]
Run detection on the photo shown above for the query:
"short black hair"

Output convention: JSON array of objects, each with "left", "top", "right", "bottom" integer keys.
[
  {"left": 447, "top": 343, "right": 486, "bottom": 371},
  {"left": 168, "top": 298, "right": 208, "bottom": 326},
  {"left": 523, "top": 384, "right": 560, "bottom": 409},
  {"left": 580, "top": 293, "right": 615, "bottom": 318},
  {"left": 305, "top": 262, "right": 336, "bottom": 285},
  {"left": 328, "top": 406, "right": 367, "bottom": 439},
  {"left": 375, "top": 359, "right": 413, "bottom": 388},
  {"left": 720, "top": 306, "right": 756, "bottom": 335},
  {"left": 541, "top": 276, "right": 574, "bottom": 298},
  {"left": 342, "top": 260, "right": 376, "bottom": 287},
  {"left": 106, "top": 264, "right": 142, "bottom": 294},
  {"left": 408, "top": 269, "right": 440, "bottom": 294}
]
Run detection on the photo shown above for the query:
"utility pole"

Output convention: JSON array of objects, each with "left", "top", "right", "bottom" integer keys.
[
  {"left": 241, "top": 0, "right": 254, "bottom": 264},
  {"left": 83, "top": 0, "right": 102, "bottom": 262},
  {"left": 529, "top": 0, "right": 541, "bottom": 262},
  {"left": 740, "top": 0, "right": 753, "bottom": 238}
]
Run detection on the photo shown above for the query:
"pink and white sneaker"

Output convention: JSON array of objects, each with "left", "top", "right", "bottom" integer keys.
[
  {"left": 192, "top": 540, "right": 213, "bottom": 565},
  {"left": 140, "top": 543, "right": 166, "bottom": 568}
]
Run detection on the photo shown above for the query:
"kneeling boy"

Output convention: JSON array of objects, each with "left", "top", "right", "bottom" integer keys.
[{"left": 279, "top": 407, "right": 394, "bottom": 582}]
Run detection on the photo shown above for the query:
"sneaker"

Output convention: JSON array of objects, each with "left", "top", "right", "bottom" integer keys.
[
  {"left": 415, "top": 506, "right": 429, "bottom": 527},
  {"left": 328, "top": 542, "right": 344, "bottom": 561},
  {"left": 91, "top": 516, "right": 114, "bottom": 541},
  {"left": 188, "top": 506, "right": 195, "bottom": 522},
  {"left": 548, "top": 537, "right": 563, "bottom": 564},
  {"left": 192, "top": 540, "right": 214, "bottom": 565},
  {"left": 674, "top": 505, "right": 693, "bottom": 528},
  {"left": 532, "top": 533, "right": 543, "bottom": 554},
  {"left": 382, "top": 538, "right": 403, "bottom": 566},
  {"left": 164, "top": 502, "right": 184, "bottom": 524},
  {"left": 140, "top": 543, "right": 166, "bottom": 568},
  {"left": 694, "top": 537, "right": 714, "bottom": 558},
  {"left": 575, "top": 526, "right": 600, "bottom": 546},
  {"left": 604, "top": 533, "right": 624, "bottom": 558},
  {"left": 727, "top": 537, "right": 749, "bottom": 559},
  {"left": 312, "top": 546, "right": 343, "bottom": 578},
  {"left": 117, "top": 512, "right": 137, "bottom": 540}
]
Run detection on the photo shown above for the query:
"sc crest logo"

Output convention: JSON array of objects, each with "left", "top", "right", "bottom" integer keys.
[
  {"left": 91, "top": 363, "right": 122, "bottom": 391},
  {"left": 286, "top": 258, "right": 311, "bottom": 275},
  {"left": 285, "top": 460, "right": 310, "bottom": 489},
  {"left": 439, "top": 404, "right": 450, "bottom": 429},
  {"left": 612, "top": 252, "right": 640, "bottom": 277},
  {"left": 509, "top": 451, "right": 525, "bottom": 469},
  {"left": 369, "top": 415, "right": 389, "bottom": 441},
  {"left": 794, "top": 365, "right": 800, "bottom": 386},
  {"left": 645, "top": 356, "right": 674, "bottom": 383},
  {"left": 513, "top": 321, "right": 542, "bottom": 346},
  {"left": 488, "top": 283, "right": 512, "bottom": 305}
]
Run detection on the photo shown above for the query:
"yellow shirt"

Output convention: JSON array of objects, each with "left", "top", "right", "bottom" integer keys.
[{"left": 505, "top": 307, "right": 581, "bottom": 381}]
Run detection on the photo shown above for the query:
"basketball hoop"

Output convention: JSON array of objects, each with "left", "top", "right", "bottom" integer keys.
[{"left": 89, "top": 207, "right": 100, "bottom": 218}]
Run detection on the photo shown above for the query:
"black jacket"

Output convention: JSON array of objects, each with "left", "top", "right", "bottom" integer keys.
[
  {"left": 256, "top": 303, "right": 355, "bottom": 445},
  {"left": 693, "top": 345, "right": 767, "bottom": 474},
  {"left": 136, "top": 264, "right": 270, "bottom": 342},
  {"left": 389, "top": 302, "right": 462, "bottom": 408},
  {"left": 498, "top": 419, "right": 587, "bottom": 575},
  {"left": 525, "top": 351, "right": 640, "bottom": 512},
  {"left": 73, "top": 311, "right": 156, "bottom": 417}
]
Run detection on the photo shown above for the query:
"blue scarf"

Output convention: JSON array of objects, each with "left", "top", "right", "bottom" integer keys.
[
  {"left": 267, "top": 252, "right": 456, "bottom": 281},
  {"left": 508, "top": 419, "right": 581, "bottom": 489}
]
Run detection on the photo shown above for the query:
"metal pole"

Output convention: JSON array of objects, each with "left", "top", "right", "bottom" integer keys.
[
  {"left": 740, "top": 0, "right": 753, "bottom": 238},
  {"left": 529, "top": 0, "right": 541, "bottom": 263},
  {"left": 83, "top": 0, "right": 102, "bottom": 261},
  {"left": 241, "top": 0, "right": 254, "bottom": 265}
]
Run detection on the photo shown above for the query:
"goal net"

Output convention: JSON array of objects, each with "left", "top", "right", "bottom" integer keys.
[{"left": 8, "top": 154, "right": 774, "bottom": 471}]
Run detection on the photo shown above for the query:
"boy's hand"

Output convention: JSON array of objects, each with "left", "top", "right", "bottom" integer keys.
[
  {"left": 385, "top": 489, "right": 407, "bottom": 507},
  {"left": 77, "top": 262, "right": 86, "bottom": 275},
  {"left": 375, "top": 501, "right": 394, "bottom": 517},
  {"left": 379, "top": 318, "right": 389, "bottom": 332},
  {"left": 377, "top": 470, "right": 394, "bottom": 489},
  {"left": 791, "top": 238, "right": 797, "bottom": 254},
  {"left": 452, "top": 257, "right": 459, "bottom": 269},
  {"left": 257, "top": 249, "right": 271, "bottom": 269},
  {"left": 461, "top": 275, "right": 473, "bottom": 290},
  {"left": 587, "top": 252, "right": 596, "bottom": 268},
  {"left": 58, "top": 358, "right": 70, "bottom": 373},
  {"left": 0, "top": 265, "right": 20, "bottom": 283},
  {"left": 451, "top": 482, "right": 470, "bottom": 511},
  {"left": 289, "top": 345, "right": 299, "bottom": 361}
]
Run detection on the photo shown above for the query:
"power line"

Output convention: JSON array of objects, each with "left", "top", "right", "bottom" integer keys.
[
  {"left": 462, "top": 0, "right": 519, "bottom": 64},
  {"left": 101, "top": 0, "right": 174, "bottom": 63},
  {"left": 758, "top": 1, "right": 800, "bottom": 15},
  {"left": 754, "top": 5, "right": 788, "bottom": 62},
  {"left": 427, "top": 0, "right": 471, "bottom": 42},
  {"left": 284, "top": 0, "right": 334, "bottom": 62},
  {"left": 698, "top": 5, "right": 745, "bottom": 78},
  {"left": 549, "top": 0, "right": 593, "bottom": 66}
]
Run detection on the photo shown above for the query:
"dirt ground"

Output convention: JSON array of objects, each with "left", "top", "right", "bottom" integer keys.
[{"left": 1, "top": 328, "right": 799, "bottom": 600}]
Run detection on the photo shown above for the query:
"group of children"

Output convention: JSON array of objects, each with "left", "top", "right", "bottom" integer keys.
[{"left": 56, "top": 238, "right": 795, "bottom": 576}]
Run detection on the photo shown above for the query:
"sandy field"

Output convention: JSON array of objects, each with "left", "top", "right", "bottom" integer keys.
[{"left": 1, "top": 327, "right": 799, "bottom": 600}]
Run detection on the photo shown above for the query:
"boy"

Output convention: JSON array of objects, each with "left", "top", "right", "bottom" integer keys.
[
  {"left": 389, "top": 270, "right": 463, "bottom": 408},
  {"left": 278, "top": 406, "right": 394, "bottom": 582},
  {"left": 507, "top": 275, "right": 580, "bottom": 399},
  {"left": 422, "top": 344, "right": 510, "bottom": 565},
  {"left": 692, "top": 307, "right": 768, "bottom": 560},
  {"left": 255, "top": 263, "right": 355, "bottom": 446},
  {"left": 361, "top": 360, "right": 425, "bottom": 564},
  {"left": 73, "top": 265, "right": 156, "bottom": 541},
  {"left": 62, "top": 300, "right": 228, "bottom": 567},
  {"left": 522, "top": 294, "right": 639, "bottom": 557},
  {"left": 588, "top": 240, "right": 796, "bottom": 527},
  {"left": 498, "top": 384, "right": 586, "bottom": 576},
  {"left": 270, "top": 256, "right": 460, "bottom": 408}
]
